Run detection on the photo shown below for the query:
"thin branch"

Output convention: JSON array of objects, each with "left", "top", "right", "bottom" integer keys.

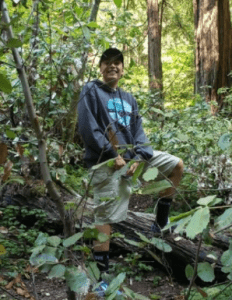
[{"left": 185, "top": 234, "right": 203, "bottom": 300}]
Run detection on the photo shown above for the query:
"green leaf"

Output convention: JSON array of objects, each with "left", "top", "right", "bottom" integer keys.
[
  {"left": 170, "top": 209, "right": 196, "bottom": 222},
  {"left": 39, "top": 263, "right": 52, "bottom": 273},
  {"left": 97, "top": 232, "right": 109, "bottom": 243},
  {"left": 65, "top": 267, "right": 89, "bottom": 293},
  {"left": 132, "top": 162, "right": 145, "bottom": 184},
  {"left": 87, "top": 262, "right": 100, "bottom": 282},
  {"left": 141, "top": 180, "right": 172, "bottom": 195},
  {"left": 208, "top": 198, "right": 222, "bottom": 206},
  {"left": 142, "top": 167, "right": 158, "bottom": 182},
  {"left": 30, "top": 253, "right": 58, "bottom": 266},
  {"left": 123, "top": 286, "right": 150, "bottom": 300},
  {"left": 48, "top": 264, "right": 66, "bottom": 279},
  {"left": 185, "top": 207, "right": 210, "bottom": 239},
  {"left": 197, "top": 262, "right": 215, "bottom": 282},
  {"left": 218, "top": 133, "right": 232, "bottom": 150},
  {"left": 35, "top": 232, "right": 47, "bottom": 246},
  {"left": 0, "top": 73, "right": 12, "bottom": 94},
  {"left": 105, "top": 273, "right": 126, "bottom": 296},
  {"left": 6, "top": 38, "right": 23, "bottom": 48},
  {"left": 150, "top": 108, "right": 164, "bottom": 115},
  {"left": 83, "top": 228, "right": 99, "bottom": 239},
  {"left": 185, "top": 264, "right": 194, "bottom": 280},
  {"left": 113, "top": 0, "right": 122, "bottom": 8},
  {"left": 150, "top": 237, "right": 172, "bottom": 252},
  {"left": 47, "top": 236, "right": 61, "bottom": 247},
  {"left": 63, "top": 232, "right": 83, "bottom": 247},
  {"left": 88, "top": 21, "right": 99, "bottom": 28},
  {"left": 82, "top": 26, "right": 91, "bottom": 41},
  {"left": 197, "top": 195, "right": 216, "bottom": 206},
  {"left": 5, "top": 130, "right": 16, "bottom": 139},
  {"left": 215, "top": 208, "right": 232, "bottom": 230},
  {"left": 124, "top": 238, "right": 144, "bottom": 248},
  {"left": 92, "top": 158, "right": 115, "bottom": 170},
  {"left": 135, "top": 231, "right": 150, "bottom": 243},
  {"left": 30, "top": 245, "right": 46, "bottom": 258},
  {"left": 112, "top": 164, "right": 129, "bottom": 180},
  {"left": 221, "top": 243, "right": 232, "bottom": 274}
]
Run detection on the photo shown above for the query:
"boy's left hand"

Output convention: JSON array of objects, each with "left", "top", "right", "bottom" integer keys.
[{"left": 126, "top": 162, "right": 140, "bottom": 176}]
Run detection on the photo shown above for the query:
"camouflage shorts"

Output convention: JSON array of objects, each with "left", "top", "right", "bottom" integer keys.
[{"left": 90, "top": 150, "right": 180, "bottom": 224}]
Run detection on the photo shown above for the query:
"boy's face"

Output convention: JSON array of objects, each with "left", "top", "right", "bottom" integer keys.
[{"left": 100, "top": 58, "right": 124, "bottom": 88}]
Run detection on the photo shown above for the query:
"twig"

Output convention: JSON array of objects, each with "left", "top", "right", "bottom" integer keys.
[
  {"left": 185, "top": 234, "right": 203, "bottom": 300},
  {"left": 214, "top": 223, "right": 232, "bottom": 235},
  {"left": 30, "top": 267, "right": 39, "bottom": 300},
  {"left": 213, "top": 281, "right": 232, "bottom": 300},
  {"left": 0, "top": 286, "right": 21, "bottom": 300}
]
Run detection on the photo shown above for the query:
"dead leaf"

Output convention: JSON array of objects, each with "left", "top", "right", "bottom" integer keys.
[
  {"left": 0, "top": 276, "right": 4, "bottom": 282},
  {"left": 0, "top": 143, "right": 8, "bottom": 164},
  {"left": 2, "top": 160, "right": 13, "bottom": 181},
  {"left": 15, "top": 144, "right": 24, "bottom": 157},
  {"left": 0, "top": 244, "right": 6, "bottom": 255},
  {"left": 0, "top": 211, "right": 3, "bottom": 216},
  {"left": 5, "top": 280, "right": 14, "bottom": 290},
  {"left": 14, "top": 274, "right": 21, "bottom": 284},
  {"left": 0, "top": 226, "right": 8, "bottom": 234},
  {"left": 16, "top": 287, "right": 27, "bottom": 296}
]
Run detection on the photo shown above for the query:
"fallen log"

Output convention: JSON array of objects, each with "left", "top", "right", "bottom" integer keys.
[{"left": 0, "top": 187, "right": 230, "bottom": 281}]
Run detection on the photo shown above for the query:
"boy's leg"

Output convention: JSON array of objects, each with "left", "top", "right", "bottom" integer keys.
[{"left": 93, "top": 224, "right": 111, "bottom": 274}]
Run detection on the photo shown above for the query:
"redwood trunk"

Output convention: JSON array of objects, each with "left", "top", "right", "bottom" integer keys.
[{"left": 193, "top": 0, "right": 232, "bottom": 113}]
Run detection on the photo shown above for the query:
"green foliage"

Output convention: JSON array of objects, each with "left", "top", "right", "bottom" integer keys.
[
  {"left": 142, "top": 167, "right": 158, "bottom": 182},
  {"left": 197, "top": 262, "right": 215, "bottom": 282}
]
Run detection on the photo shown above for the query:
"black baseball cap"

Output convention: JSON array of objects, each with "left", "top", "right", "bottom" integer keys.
[{"left": 99, "top": 48, "right": 124, "bottom": 66}]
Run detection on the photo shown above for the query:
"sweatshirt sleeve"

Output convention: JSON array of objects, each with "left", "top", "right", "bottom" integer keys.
[
  {"left": 131, "top": 97, "right": 153, "bottom": 161},
  {"left": 78, "top": 84, "right": 118, "bottom": 159}
]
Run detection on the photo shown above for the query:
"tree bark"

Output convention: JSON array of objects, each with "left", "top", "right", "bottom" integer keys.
[
  {"left": 193, "top": 0, "right": 232, "bottom": 114},
  {"left": 147, "top": 0, "right": 163, "bottom": 93},
  {"left": 64, "top": 0, "right": 101, "bottom": 143}
]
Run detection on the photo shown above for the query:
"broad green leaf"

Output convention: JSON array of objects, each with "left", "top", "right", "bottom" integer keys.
[
  {"left": 39, "top": 263, "right": 52, "bottom": 273},
  {"left": 151, "top": 107, "right": 164, "bottom": 115},
  {"left": 63, "top": 232, "right": 83, "bottom": 247},
  {"left": 97, "top": 232, "right": 109, "bottom": 243},
  {"left": 208, "top": 198, "right": 222, "bottom": 206},
  {"left": 88, "top": 21, "right": 99, "bottom": 28},
  {"left": 124, "top": 238, "right": 144, "bottom": 248},
  {"left": 221, "top": 243, "right": 232, "bottom": 274},
  {"left": 87, "top": 262, "right": 100, "bottom": 282},
  {"left": 164, "top": 215, "right": 192, "bottom": 234},
  {"left": 197, "top": 262, "right": 215, "bottom": 282},
  {"left": 0, "top": 244, "right": 6, "bottom": 255},
  {"left": 142, "top": 167, "right": 158, "bottom": 182},
  {"left": 177, "top": 133, "right": 189, "bottom": 142},
  {"left": 141, "top": 180, "right": 172, "bottom": 195},
  {"left": 113, "top": 0, "right": 122, "bottom": 8},
  {"left": 92, "top": 158, "right": 115, "bottom": 170},
  {"left": 218, "top": 133, "right": 232, "bottom": 150},
  {"left": 30, "top": 253, "right": 58, "bottom": 266},
  {"left": 83, "top": 228, "right": 98, "bottom": 239},
  {"left": 6, "top": 130, "right": 16, "bottom": 139},
  {"left": 150, "top": 237, "right": 172, "bottom": 252},
  {"left": 135, "top": 231, "right": 150, "bottom": 243},
  {"left": 47, "top": 236, "right": 61, "bottom": 247},
  {"left": 185, "top": 264, "right": 194, "bottom": 280},
  {"left": 82, "top": 26, "right": 91, "bottom": 41},
  {"left": 215, "top": 208, "right": 232, "bottom": 230},
  {"left": 123, "top": 287, "right": 150, "bottom": 300},
  {"left": 132, "top": 162, "right": 145, "bottom": 184},
  {"left": 112, "top": 164, "right": 129, "bottom": 180},
  {"left": 185, "top": 207, "right": 210, "bottom": 239},
  {"left": 197, "top": 195, "right": 216, "bottom": 206},
  {"left": 105, "top": 273, "right": 126, "bottom": 296},
  {"left": 65, "top": 267, "right": 89, "bottom": 293},
  {"left": 30, "top": 245, "right": 46, "bottom": 257},
  {"left": 6, "top": 38, "right": 22, "bottom": 48},
  {"left": 35, "top": 232, "right": 47, "bottom": 246},
  {"left": 48, "top": 264, "right": 66, "bottom": 279}
]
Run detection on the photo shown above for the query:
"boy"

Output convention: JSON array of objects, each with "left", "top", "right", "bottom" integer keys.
[{"left": 78, "top": 48, "right": 183, "bottom": 294}]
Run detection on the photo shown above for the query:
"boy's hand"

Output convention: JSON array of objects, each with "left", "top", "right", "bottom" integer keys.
[
  {"left": 114, "top": 155, "right": 126, "bottom": 170},
  {"left": 126, "top": 162, "right": 140, "bottom": 176}
]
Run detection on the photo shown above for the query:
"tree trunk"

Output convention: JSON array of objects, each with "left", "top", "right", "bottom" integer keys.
[
  {"left": 193, "top": 0, "right": 232, "bottom": 114},
  {"left": 64, "top": 0, "right": 101, "bottom": 143},
  {"left": 147, "top": 0, "right": 163, "bottom": 93}
]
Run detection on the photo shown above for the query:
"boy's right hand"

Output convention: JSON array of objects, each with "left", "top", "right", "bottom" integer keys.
[{"left": 114, "top": 155, "right": 126, "bottom": 170}]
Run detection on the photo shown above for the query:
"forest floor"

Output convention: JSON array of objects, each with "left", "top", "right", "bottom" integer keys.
[{"left": 0, "top": 194, "right": 190, "bottom": 300}]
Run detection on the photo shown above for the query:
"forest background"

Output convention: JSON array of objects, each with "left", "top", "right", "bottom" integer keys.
[{"left": 0, "top": 0, "right": 232, "bottom": 300}]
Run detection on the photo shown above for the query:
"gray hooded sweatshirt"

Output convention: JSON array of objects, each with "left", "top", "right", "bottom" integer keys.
[{"left": 78, "top": 80, "right": 153, "bottom": 168}]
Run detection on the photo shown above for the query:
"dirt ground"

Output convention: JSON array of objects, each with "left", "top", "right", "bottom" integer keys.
[{"left": 0, "top": 194, "right": 186, "bottom": 300}]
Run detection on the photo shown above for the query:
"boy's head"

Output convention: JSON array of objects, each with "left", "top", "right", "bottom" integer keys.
[{"left": 99, "top": 48, "right": 124, "bottom": 88}]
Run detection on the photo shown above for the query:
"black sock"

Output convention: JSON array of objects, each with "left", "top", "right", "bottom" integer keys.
[
  {"left": 93, "top": 251, "right": 109, "bottom": 274},
  {"left": 156, "top": 198, "right": 172, "bottom": 228}
]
